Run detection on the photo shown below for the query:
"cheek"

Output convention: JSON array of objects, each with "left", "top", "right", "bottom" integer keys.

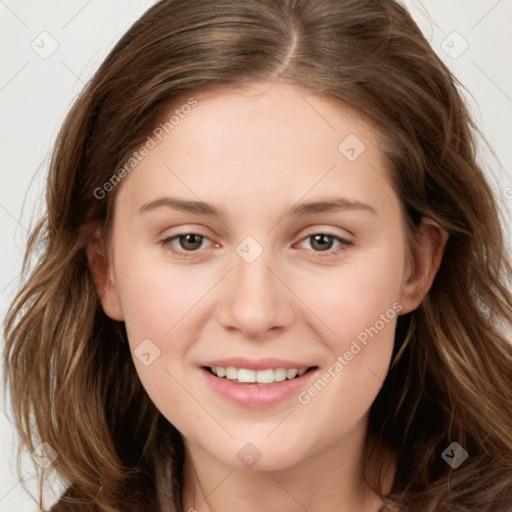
[
  {"left": 108, "top": 229, "right": 405, "bottom": 463},
  {"left": 290, "top": 239, "right": 405, "bottom": 417},
  {"left": 113, "top": 259, "right": 208, "bottom": 427},
  {"left": 293, "top": 264, "right": 402, "bottom": 435},
  {"left": 294, "top": 242, "right": 405, "bottom": 351},
  {"left": 116, "top": 230, "right": 406, "bottom": 372},
  {"left": 114, "top": 254, "right": 208, "bottom": 344}
]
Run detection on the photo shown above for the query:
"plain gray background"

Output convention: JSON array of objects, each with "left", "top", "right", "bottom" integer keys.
[{"left": 1, "top": 0, "right": 511, "bottom": 509}]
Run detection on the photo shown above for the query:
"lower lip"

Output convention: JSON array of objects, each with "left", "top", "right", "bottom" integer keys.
[{"left": 201, "top": 367, "right": 317, "bottom": 408}]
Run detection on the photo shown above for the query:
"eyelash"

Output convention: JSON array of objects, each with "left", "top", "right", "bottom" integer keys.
[{"left": 159, "top": 231, "right": 353, "bottom": 259}]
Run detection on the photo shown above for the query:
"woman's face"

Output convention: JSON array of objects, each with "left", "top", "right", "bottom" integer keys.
[{"left": 96, "top": 82, "right": 428, "bottom": 471}]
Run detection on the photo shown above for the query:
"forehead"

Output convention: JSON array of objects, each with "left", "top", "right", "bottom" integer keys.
[
  {"left": 171, "top": 81, "right": 375, "bottom": 155},
  {"left": 113, "top": 81, "right": 397, "bottom": 223}
]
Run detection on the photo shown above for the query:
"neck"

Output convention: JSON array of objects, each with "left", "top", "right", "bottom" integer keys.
[{"left": 181, "top": 414, "right": 393, "bottom": 512}]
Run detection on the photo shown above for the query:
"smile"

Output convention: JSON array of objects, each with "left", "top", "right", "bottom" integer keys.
[
  {"left": 201, "top": 363, "right": 319, "bottom": 407},
  {"left": 206, "top": 366, "right": 312, "bottom": 385}
]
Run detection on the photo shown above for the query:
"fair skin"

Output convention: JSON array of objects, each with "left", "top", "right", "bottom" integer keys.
[{"left": 89, "top": 81, "right": 447, "bottom": 512}]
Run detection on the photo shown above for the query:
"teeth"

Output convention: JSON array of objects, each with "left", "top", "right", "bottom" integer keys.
[
  {"left": 286, "top": 368, "right": 298, "bottom": 379},
  {"left": 210, "top": 366, "right": 310, "bottom": 384},
  {"left": 225, "top": 367, "right": 237, "bottom": 379},
  {"left": 238, "top": 368, "right": 256, "bottom": 383},
  {"left": 274, "top": 368, "right": 286, "bottom": 382},
  {"left": 255, "top": 369, "right": 275, "bottom": 384}
]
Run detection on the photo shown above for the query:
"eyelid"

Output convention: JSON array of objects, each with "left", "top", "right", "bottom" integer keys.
[
  {"left": 160, "top": 231, "right": 217, "bottom": 255},
  {"left": 299, "top": 225, "right": 353, "bottom": 240},
  {"left": 299, "top": 223, "right": 356, "bottom": 239},
  {"left": 293, "top": 230, "right": 353, "bottom": 256},
  {"left": 296, "top": 226, "right": 354, "bottom": 245},
  {"left": 159, "top": 227, "right": 354, "bottom": 260}
]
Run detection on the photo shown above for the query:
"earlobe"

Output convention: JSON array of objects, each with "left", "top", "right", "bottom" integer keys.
[
  {"left": 399, "top": 219, "right": 449, "bottom": 314},
  {"left": 86, "top": 233, "right": 124, "bottom": 321}
]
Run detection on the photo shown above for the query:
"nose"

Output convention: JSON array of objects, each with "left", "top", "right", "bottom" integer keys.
[{"left": 216, "top": 245, "right": 297, "bottom": 339}]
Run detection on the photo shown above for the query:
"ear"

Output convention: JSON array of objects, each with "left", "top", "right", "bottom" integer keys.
[
  {"left": 399, "top": 218, "right": 448, "bottom": 314},
  {"left": 86, "top": 232, "right": 124, "bottom": 321}
]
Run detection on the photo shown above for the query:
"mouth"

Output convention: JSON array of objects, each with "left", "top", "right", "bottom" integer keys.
[
  {"left": 200, "top": 360, "right": 319, "bottom": 407},
  {"left": 202, "top": 365, "right": 317, "bottom": 385}
]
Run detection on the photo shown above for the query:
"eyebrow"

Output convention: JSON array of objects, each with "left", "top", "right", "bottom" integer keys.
[{"left": 138, "top": 195, "right": 377, "bottom": 217}]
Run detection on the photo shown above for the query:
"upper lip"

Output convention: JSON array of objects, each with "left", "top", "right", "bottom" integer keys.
[{"left": 201, "top": 358, "right": 315, "bottom": 371}]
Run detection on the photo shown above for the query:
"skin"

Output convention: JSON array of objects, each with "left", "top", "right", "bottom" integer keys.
[{"left": 89, "top": 81, "right": 447, "bottom": 512}]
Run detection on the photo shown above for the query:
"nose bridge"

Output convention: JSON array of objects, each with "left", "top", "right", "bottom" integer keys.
[{"left": 216, "top": 235, "right": 295, "bottom": 336}]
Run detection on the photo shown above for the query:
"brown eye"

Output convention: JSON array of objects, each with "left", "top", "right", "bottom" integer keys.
[
  {"left": 295, "top": 232, "right": 353, "bottom": 257},
  {"left": 160, "top": 233, "right": 214, "bottom": 258},
  {"left": 176, "top": 233, "right": 204, "bottom": 251},
  {"left": 309, "top": 234, "right": 336, "bottom": 251}
]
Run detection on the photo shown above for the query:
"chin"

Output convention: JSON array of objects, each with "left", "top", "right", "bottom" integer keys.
[{"left": 208, "top": 436, "right": 312, "bottom": 472}]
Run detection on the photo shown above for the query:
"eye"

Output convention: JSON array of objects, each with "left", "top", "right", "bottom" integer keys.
[
  {"left": 159, "top": 231, "right": 353, "bottom": 260},
  {"left": 160, "top": 233, "right": 215, "bottom": 258},
  {"left": 295, "top": 232, "right": 353, "bottom": 255}
]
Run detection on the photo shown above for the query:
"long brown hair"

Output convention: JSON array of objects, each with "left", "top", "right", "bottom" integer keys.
[{"left": 4, "top": 0, "right": 512, "bottom": 510}]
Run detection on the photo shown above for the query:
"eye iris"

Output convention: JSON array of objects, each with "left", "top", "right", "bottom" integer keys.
[
  {"left": 173, "top": 234, "right": 338, "bottom": 252},
  {"left": 311, "top": 234, "right": 334, "bottom": 251},
  {"left": 179, "top": 234, "right": 203, "bottom": 251}
]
